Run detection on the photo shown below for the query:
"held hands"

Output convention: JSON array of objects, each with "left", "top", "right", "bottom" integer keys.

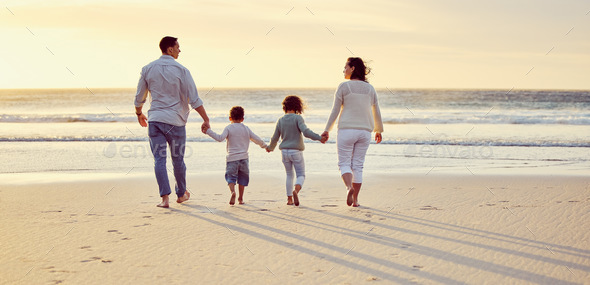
[
  {"left": 320, "top": 131, "right": 329, "bottom": 144},
  {"left": 201, "top": 121, "right": 210, "bottom": 134}
]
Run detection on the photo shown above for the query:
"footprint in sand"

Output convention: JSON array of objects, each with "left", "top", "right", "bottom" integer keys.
[
  {"left": 367, "top": 277, "right": 379, "bottom": 281},
  {"left": 133, "top": 223, "right": 151, "bottom": 227},
  {"left": 81, "top": 257, "right": 112, "bottom": 263},
  {"left": 107, "top": 230, "right": 123, "bottom": 235},
  {"left": 420, "top": 206, "right": 442, "bottom": 210},
  {"left": 412, "top": 265, "right": 424, "bottom": 271},
  {"left": 321, "top": 204, "right": 338, "bottom": 207},
  {"left": 401, "top": 243, "right": 411, "bottom": 249},
  {"left": 142, "top": 215, "right": 152, "bottom": 219}
]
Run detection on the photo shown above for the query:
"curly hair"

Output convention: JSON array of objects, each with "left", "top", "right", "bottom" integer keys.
[
  {"left": 282, "top": 95, "right": 305, "bottom": 114},
  {"left": 229, "top": 106, "right": 244, "bottom": 121}
]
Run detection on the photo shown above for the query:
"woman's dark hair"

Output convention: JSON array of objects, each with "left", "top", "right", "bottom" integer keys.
[
  {"left": 282, "top": 95, "right": 305, "bottom": 114},
  {"left": 347, "top": 57, "right": 371, "bottom": 82},
  {"left": 159, "top": 36, "right": 178, "bottom": 53},
  {"left": 230, "top": 106, "right": 244, "bottom": 121}
]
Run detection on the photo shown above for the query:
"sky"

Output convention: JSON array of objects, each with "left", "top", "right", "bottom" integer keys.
[{"left": 0, "top": 0, "right": 589, "bottom": 90}]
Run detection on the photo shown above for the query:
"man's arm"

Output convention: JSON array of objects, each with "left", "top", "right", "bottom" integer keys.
[
  {"left": 135, "top": 106, "right": 147, "bottom": 127},
  {"left": 134, "top": 69, "right": 149, "bottom": 127}
]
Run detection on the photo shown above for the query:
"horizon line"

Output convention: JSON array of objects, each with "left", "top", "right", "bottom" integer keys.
[{"left": 1, "top": 86, "right": 589, "bottom": 92}]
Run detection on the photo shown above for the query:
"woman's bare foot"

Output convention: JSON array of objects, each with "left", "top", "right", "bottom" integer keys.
[
  {"left": 238, "top": 198, "right": 244, "bottom": 205},
  {"left": 229, "top": 191, "right": 236, "bottom": 205},
  {"left": 293, "top": 185, "right": 301, "bottom": 206},
  {"left": 176, "top": 190, "right": 190, "bottom": 203},
  {"left": 346, "top": 188, "right": 354, "bottom": 206},
  {"left": 287, "top": 196, "right": 294, "bottom": 205},
  {"left": 157, "top": 195, "right": 170, "bottom": 208}
]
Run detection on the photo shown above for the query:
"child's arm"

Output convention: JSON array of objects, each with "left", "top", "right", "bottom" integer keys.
[
  {"left": 266, "top": 120, "right": 281, "bottom": 151},
  {"left": 246, "top": 126, "right": 267, "bottom": 149},
  {"left": 206, "top": 126, "right": 229, "bottom": 142},
  {"left": 297, "top": 116, "right": 322, "bottom": 141}
]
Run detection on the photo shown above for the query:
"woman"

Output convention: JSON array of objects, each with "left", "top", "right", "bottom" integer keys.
[{"left": 322, "top": 57, "right": 383, "bottom": 207}]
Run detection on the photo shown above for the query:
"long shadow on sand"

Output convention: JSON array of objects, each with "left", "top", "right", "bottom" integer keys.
[
  {"left": 368, "top": 207, "right": 590, "bottom": 259},
  {"left": 177, "top": 203, "right": 581, "bottom": 284},
  {"left": 176, "top": 204, "right": 462, "bottom": 284},
  {"left": 235, "top": 203, "right": 584, "bottom": 284}
]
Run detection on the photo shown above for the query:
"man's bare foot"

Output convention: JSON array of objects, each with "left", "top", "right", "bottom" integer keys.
[
  {"left": 346, "top": 188, "right": 354, "bottom": 206},
  {"left": 177, "top": 190, "right": 190, "bottom": 203},
  {"left": 293, "top": 185, "right": 301, "bottom": 206},
  {"left": 287, "top": 196, "right": 294, "bottom": 205},
  {"left": 229, "top": 191, "right": 236, "bottom": 205},
  {"left": 238, "top": 198, "right": 244, "bottom": 205},
  {"left": 157, "top": 195, "right": 170, "bottom": 208}
]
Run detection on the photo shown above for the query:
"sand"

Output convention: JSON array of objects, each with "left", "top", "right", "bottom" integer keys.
[{"left": 1, "top": 173, "right": 589, "bottom": 284}]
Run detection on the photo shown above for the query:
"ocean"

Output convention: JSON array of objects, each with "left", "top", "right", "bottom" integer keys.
[{"left": 1, "top": 88, "right": 589, "bottom": 180}]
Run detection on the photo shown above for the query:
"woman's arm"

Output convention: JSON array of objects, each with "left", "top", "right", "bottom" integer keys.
[{"left": 324, "top": 84, "right": 344, "bottom": 132}]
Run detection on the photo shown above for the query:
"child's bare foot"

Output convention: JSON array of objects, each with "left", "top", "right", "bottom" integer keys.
[
  {"left": 346, "top": 188, "right": 354, "bottom": 206},
  {"left": 229, "top": 191, "right": 236, "bottom": 205},
  {"left": 287, "top": 196, "right": 294, "bottom": 205},
  {"left": 293, "top": 185, "right": 301, "bottom": 206},
  {"left": 157, "top": 195, "right": 170, "bottom": 208},
  {"left": 176, "top": 190, "right": 190, "bottom": 203}
]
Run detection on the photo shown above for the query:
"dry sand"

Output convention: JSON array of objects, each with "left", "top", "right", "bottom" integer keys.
[{"left": 1, "top": 173, "right": 589, "bottom": 284}]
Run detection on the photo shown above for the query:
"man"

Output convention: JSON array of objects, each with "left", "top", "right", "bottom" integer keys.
[{"left": 134, "top": 36, "right": 210, "bottom": 208}]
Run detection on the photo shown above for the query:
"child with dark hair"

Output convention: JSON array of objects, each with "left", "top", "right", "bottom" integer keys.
[
  {"left": 205, "top": 106, "right": 267, "bottom": 205},
  {"left": 267, "top": 96, "right": 326, "bottom": 206}
]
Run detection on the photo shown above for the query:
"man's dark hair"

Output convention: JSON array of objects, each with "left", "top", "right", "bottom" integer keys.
[
  {"left": 230, "top": 106, "right": 245, "bottom": 121},
  {"left": 159, "top": 36, "right": 178, "bottom": 53}
]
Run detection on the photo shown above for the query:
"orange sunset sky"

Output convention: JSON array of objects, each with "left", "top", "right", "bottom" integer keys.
[{"left": 1, "top": 0, "right": 589, "bottom": 90}]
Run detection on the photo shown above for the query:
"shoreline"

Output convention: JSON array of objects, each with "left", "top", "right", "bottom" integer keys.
[{"left": 1, "top": 171, "right": 588, "bottom": 186}]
